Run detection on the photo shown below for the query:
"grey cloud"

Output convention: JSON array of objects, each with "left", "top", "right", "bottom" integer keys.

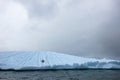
[
  {"left": 0, "top": 0, "right": 120, "bottom": 60},
  {"left": 18, "top": 0, "right": 58, "bottom": 18}
]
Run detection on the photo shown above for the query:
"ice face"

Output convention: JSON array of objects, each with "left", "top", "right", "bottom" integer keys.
[{"left": 0, "top": 51, "right": 120, "bottom": 70}]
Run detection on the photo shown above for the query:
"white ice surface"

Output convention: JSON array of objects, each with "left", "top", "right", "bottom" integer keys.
[{"left": 0, "top": 51, "right": 120, "bottom": 70}]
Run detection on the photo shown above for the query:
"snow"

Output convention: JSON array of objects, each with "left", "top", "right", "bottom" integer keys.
[{"left": 0, "top": 51, "right": 120, "bottom": 70}]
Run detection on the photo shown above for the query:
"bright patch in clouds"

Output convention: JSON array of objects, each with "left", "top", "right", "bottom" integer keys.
[{"left": 0, "top": 0, "right": 28, "bottom": 50}]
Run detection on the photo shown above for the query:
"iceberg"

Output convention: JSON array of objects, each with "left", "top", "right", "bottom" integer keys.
[{"left": 0, "top": 51, "right": 120, "bottom": 70}]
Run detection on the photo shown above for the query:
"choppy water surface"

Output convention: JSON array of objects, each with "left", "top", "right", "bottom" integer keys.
[{"left": 0, "top": 70, "right": 120, "bottom": 80}]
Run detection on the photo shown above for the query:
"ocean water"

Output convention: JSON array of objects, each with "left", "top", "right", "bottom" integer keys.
[{"left": 0, "top": 70, "right": 120, "bottom": 80}]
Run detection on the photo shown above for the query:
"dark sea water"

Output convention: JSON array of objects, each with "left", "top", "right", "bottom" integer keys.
[{"left": 0, "top": 70, "right": 120, "bottom": 80}]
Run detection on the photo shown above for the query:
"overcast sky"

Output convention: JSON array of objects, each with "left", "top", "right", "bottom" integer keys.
[{"left": 0, "top": 0, "right": 120, "bottom": 59}]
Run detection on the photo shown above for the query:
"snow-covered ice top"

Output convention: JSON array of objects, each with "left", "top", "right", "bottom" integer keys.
[{"left": 0, "top": 51, "right": 120, "bottom": 70}]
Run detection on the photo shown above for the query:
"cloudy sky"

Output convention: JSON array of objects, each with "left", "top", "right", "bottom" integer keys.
[{"left": 0, "top": 0, "right": 120, "bottom": 59}]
